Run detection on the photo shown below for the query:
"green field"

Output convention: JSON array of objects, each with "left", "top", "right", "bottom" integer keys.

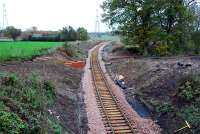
[{"left": 0, "top": 41, "right": 63, "bottom": 61}]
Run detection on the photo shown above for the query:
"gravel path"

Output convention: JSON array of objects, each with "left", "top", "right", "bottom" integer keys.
[
  {"left": 99, "top": 43, "right": 162, "bottom": 134},
  {"left": 82, "top": 44, "right": 106, "bottom": 134}
]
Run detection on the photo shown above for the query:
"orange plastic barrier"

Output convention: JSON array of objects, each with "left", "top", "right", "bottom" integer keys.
[{"left": 64, "top": 61, "right": 85, "bottom": 69}]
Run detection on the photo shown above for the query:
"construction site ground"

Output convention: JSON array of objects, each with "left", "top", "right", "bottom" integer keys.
[
  {"left": 0, "top": 41, "right": 98, "bottom": 134},
  {"left": 103, "top": 43, "right": 200, "bottom": 134}
]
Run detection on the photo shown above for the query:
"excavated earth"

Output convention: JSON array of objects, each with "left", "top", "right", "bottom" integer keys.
[
  {"left": 0, "top": 41, "right": 98, "bottom": 134},
  {"left": 103, "top": 43, "right": 200, "bottom": 134}
]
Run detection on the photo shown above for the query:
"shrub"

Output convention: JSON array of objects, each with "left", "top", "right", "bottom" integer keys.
[
  {"left": 156, "top": 103, "right": 174, "bottom": 115},
  {"left": 48, "top": 118, "right": 61, "bottom": 134},
  {"left": 176, "top": 75, "right": 200, "bottom": 131},
  {"left": 179, "top": 106, "right": 200, "bottom": 127},
  {"left": 0, "top": 73, "right": 57, "bottom": 133},
  {"left": 43, "top": 81, "right": 56, "bottom": 105},
  {"left": 62, "top": 42, "right": 76, "bottom": 57},
  {"left": 148, "top": 42, "right": 169, "bottom": 56},
  {"left": 154, "top": 43, "right": 169, "bottom": 56},
  {"left": 0, "top": 111, "right": 28, "bottom": 134},
  {"left": 178, "top": 81, "right": 194, "bottom": 101},
  {"left": 178, "top": 76, "right": 200, "bottom": 101},
  {"left": 2, "top": 74, "right": 19, "bottom": 86},
  {"left": 191, "top": 31, "right": 200, "bottom": 54}
]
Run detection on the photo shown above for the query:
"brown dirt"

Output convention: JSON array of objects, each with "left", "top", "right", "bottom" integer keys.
[
  {"left": 100, "top": 44, "right": 161, "bottom": 134},
  {"left": 103, "top": 43, "right": 200, "bottom": 134},
  {"left": 0, "top": 41, "right": 98, "bottom": 134}
]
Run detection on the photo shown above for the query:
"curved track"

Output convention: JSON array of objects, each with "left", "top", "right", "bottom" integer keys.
[{"left": 90, "top": 45, "right": 135, "bottom": 134}]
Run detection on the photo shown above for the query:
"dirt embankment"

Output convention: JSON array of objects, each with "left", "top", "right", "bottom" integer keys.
[
  {"left": 0, "top": 41, "right": 99, "bottom": 134},
  {"left": 103, "top": 43, "right": 200, "bottom": 134}
]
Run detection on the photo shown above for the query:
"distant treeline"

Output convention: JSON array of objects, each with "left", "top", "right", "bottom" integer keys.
[{"left": 0, "top": 26, "right": 88, "bottom": 41}]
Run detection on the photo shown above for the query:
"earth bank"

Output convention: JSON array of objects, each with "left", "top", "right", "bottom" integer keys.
[
  {"left": 0, "top": 41, "right": 99, "bottom": 134},
  {"left": 103, "top": 42, "right": 200, "bottom": 134}
]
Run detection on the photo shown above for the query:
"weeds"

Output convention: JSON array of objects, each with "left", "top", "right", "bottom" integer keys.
[
  {"left": 0, "top": 111, "right": 28, "bottom": 134},
  {"left": 0, "top": 72, "right": 58, "bottom": 133},
  {"left": 62, "top": 42, "right": 76, "bottom": 57},
  {"left": 178, "top": 81, "right": 194, "bottom": 101},
  {"left": 156, "top": 103, "right": 174, "bottom": 114}
]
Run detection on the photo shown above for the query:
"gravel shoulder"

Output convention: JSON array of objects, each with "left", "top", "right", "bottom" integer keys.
[{"left": 82, "top": 44, "right": 106, "bottom": 134}]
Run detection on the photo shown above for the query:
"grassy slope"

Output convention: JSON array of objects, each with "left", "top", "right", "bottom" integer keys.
[{"left": 0, "top": 41, "right": 63, "bottom": 61}]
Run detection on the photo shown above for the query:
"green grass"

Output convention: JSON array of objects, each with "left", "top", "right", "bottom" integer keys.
[{"left": 0, "top": 41, "right": 63, "bottom": 61}]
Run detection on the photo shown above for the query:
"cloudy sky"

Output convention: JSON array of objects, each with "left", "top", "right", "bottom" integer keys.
[{"left": 0, "top": 0, "right": 110, "bottom": 32}]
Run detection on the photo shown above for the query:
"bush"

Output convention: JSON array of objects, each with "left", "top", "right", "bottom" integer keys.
[
  {"left": 156, "top": 103, "right": 174, "bottom": 115},
  {"left": 0, "top": 73, "right": 57, "bottom": 133},
  {"left": 0, "top": 111, "right": 28, "bottom": 134},
  {"left": 154, "top": 43, "right": 169, "bottom": 56},
  {"left": 2, "top": 74, "right": 19, "bottom": 86},
  {"left": 179, "top": 106, "right": 200, "bottom": 127},
  {"left": 62, "top": 42, "right": 76, "bottom": 57},
  {"left": 176, "top": 75, "right": 200, "bottom": 131},
  {"left": 178, "top": 81, "right": 194, "bottom": 101},
  {"left": 191, "top": 31, "right": 200, "bottom": 54},
  {"left": 178, "top": 76, "right": 200, "bottom": 102}
]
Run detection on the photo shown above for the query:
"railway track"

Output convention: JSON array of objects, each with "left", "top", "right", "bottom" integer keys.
[{"left": 90, "top": 46, "right": 135, "bottom": 134}]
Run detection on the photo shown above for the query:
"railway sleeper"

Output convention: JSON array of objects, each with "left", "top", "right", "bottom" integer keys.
[
  {"left": 105, "top": 120, "right": 127, "bottom": 124},
  {"left": 102, "top": 109, "right": 120, "bottom": 112},
  {"left": 101, "top": 100, "right": 116, "bottom": 103},
  {"left": 102, "top": 105, "right": 118, "bottom": 108},
  {"left": 103, "top": 107, "right": 119, "bottom": 110},
  {"left": 104, "top": 122, "right": 128, "bottom": 127},
  {"left": 102, "top": 102, "right": 117, "bottom": 106},
  {"left": 106, "top": 113, "right": 123, "bottom": 116},
  {"left": 100, "top": 96, "right": 113, "bottom": 99},
  {"left": 106, "top": 126, "right": 131, "bottom": 131},
  {"left": 98, "top": 91, "right": 110, "bottom": 94},
  {"left": 107, "top": 130, "right": 133, "bottom": 134},
  {"left": 100, "top": 95, "right": 112, "bottom": 97},
  {"left": 106, "top": 116, "right": 125, "bottom": 120},
  {"left": 102, "top": 114, "right": 123, "bottom": 118}
]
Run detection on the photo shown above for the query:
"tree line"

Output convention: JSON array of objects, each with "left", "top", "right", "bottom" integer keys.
[
  {"left": 102, "top": 0, "right": 200, "bottom": 56},
  {"left": 0, "top": 26, "right": 88, "bottom": 41}
]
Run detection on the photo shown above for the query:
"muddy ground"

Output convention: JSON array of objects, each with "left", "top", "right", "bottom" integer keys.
[
  {"left": 0, "top": 41, "right": 98, "bottom": 134},
  {"left": 103, "top": 43, "right": 200, "bottom": 134}
]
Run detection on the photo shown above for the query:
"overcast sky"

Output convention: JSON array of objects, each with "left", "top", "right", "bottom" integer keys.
[{"left": 0, "top": 0, "right": 110, "bottom": 32}]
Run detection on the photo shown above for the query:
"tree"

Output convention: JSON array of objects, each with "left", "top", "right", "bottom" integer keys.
[
  {"left": 60, "top": 26, "right": 77, "bottom": 41},
  {"left": 21, "top": 26, "right": 38, "bottom": 41},
  {"left": 102, "top": 0, "right": 195, "bottom": 55},
  {"left": 60, "top": 27, "right": 69, "bottom": 41},
  {"left": 77, "top": 27, "right": 88, "bottom": 40},
  {"left": 3, "top": 26, "right": 21, "bottom": 40},
  {"left": 188, "top": 1, "right": 200, "bottom": 31},
  {"left": 68, "top": 26, "right": 77, "bottom": 41}
]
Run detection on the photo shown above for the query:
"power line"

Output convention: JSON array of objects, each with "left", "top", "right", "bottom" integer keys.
[
  {"left": 95, "top": 9, "right": 100, "bottom": 35},
  {"left": 2, "top": 0, "right": 8, "bottom": 29}
]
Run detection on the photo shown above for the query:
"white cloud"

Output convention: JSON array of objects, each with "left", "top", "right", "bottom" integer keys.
[{"left": 0, "top": 0, "right": 109, "bottom": 32}]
